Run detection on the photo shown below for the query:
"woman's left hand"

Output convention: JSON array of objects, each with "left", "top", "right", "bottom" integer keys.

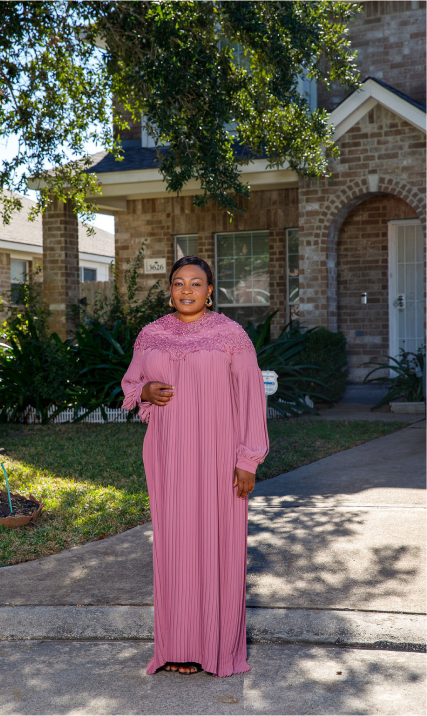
[{"left": 233, "top": 467, "right": 255, "bottom": 499}]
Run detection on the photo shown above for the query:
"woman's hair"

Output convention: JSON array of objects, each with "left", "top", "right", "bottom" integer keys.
[{"left": 169, "top": 256, "right": 214, "bottom": 297}]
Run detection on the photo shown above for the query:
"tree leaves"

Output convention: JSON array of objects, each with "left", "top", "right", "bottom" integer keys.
[{"left": 0, "top": 1, "right": 361, "bottom": 221}]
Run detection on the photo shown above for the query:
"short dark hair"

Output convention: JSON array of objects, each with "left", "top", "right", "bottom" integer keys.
[{"left": 169, "top": 256, "right": 214, "bottom": 302}]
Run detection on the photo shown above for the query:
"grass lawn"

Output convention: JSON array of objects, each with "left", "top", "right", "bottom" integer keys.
[{"left": 0, "top": 418, "right": 407, "bottom": 567}]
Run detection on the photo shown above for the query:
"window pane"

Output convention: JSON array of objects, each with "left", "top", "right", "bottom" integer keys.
[
  {"left": 216, "top": 231, "right": 270, "bottom": 310},
  {"left": 252, "top": 279, "right": 270, "bottom": 305},
  {"left": 235, "top": 257, "right": 252, "bottom": 280},
  {"left": 288, "top": 253, "right": 299, "bottom": 276},
  {"left": 217, "top": 234, "right": 234, "bottom": 258},
  {"left": 175, "top": 235, "right": 198, "bottom": 261},
  {"left": 234, "top": 279, "right": 252, "bottom": 304},
  {"left": 253, "top": 256, "right": 269, "bottom": 279},
  {"left": 287, "top": 229, "right": 299, "bottom": 255},
  {"left": 10, "top": 284, "right": 24, "bottom": 305},
  {"left": 287, "top": 228, "right": 299, "bottom": 321},
  {"left": 234, "top": 233, "right": 251, "bottom": 257},
  {"left": 83, "top": 268, "right": 97, "bottom": 282},
  {"left": 220, "top": 305, "right": 271, "bottom": 328},
  {"left": 288, "top": 277, "right": 299, "bottom": 304},
  {"left": 217, "top": 281, "right": 235, "bottom": 305},
  {"left": 10, "top": 259, "right": 27, "bottom": 284}
]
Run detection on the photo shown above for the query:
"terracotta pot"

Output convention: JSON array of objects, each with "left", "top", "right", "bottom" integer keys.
[{"left": 0, "top": 491, "right": 44, "bottom": 528}]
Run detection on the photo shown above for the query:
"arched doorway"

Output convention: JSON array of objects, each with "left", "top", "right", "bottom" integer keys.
[{"left": 336, "top": 194, "right": 424, "bottom": 381}]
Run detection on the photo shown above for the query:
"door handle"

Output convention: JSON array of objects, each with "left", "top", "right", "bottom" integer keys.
[{"left": 393, "top": 294, "right": 405, "bottom": 308}]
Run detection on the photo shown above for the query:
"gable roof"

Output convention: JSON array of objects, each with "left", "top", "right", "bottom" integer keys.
[
  {"left": 85, "top": 140, "right": 257, "bottom": 175},
  {"left": 329, "top": 77, "right": 426, "bottom": 140}
]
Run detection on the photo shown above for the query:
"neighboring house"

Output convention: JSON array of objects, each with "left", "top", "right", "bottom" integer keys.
[
  {"left": 30, "top": 1, "right": 426, "bottom": 381},
  {"left": 0, "top": 194, "right": 114, "bottom": 304}
]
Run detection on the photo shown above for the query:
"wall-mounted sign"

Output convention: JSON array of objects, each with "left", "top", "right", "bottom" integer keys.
[
  {"left": 262, "top": 370, "right": 278, "bottom": 396},
  {"left": 144, "top": 258, "right": 166, "bottom": 274}
]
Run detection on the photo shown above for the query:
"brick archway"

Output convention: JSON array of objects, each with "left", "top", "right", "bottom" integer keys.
[{"left": 320, "top": 177, "right": 426, "bottom": 331}]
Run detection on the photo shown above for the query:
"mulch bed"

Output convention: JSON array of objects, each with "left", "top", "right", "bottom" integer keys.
[{"left": 0, "top": 491, "right": 41, "bottom": 518}]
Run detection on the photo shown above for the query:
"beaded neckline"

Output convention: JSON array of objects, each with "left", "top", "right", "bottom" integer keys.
[
  {"left": 169, "top": 310, "right": 215, "bottom": 332},
  {"left": 133, "top": 309, "right": 255, "bottom": 360}
]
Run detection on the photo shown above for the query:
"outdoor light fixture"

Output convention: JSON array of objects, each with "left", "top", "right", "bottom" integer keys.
[{"left": 361, "top": 292, "right": 367, "bottom": 304}]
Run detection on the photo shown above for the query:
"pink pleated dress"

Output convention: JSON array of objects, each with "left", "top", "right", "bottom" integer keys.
[{"left": 121, "top": 310, "right": 269, "bottom": 677}]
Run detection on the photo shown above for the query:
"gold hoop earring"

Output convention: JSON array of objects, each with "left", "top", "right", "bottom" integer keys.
[
  {"left": 205, "top": 296, "right": 213, "bottom": 307},
  {"left": 168, "top": 296, "right": 174, "bottom": 308}
]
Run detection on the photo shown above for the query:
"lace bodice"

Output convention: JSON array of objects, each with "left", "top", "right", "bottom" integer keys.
[{"left": 133, "top": 310, "right": 255, "bottom": 361}]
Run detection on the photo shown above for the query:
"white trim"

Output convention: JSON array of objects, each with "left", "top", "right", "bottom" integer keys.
[
  {"left": 79, "top": 251, "right": 114, "bottom": 264},
  {"left": 388, "top": 219, "right": 424, "bottom": 360},
  {"left": 388, "top": 222, "right": 398, "bottom": 360},
  {"left": 330, "top": 78, "right": 426, "bottom": 141},
  {"left": 0, "top": 239, "right": 42, "bottom": 254}
]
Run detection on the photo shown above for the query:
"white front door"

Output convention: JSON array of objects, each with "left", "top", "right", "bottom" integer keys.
[{"left": 388, "top": 220, "right": 425, "bottom": 359}]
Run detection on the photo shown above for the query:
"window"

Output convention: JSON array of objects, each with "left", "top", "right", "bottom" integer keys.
[
  {"left": 79, "top": 267, "right": 97, "bottom": 282},
  {"left": 216, "top": 230, "right": 270, "bottom": 327},
  {"left": 174, "top": 235, "right": 199, "bottom": 262},
  {"left": 10, "top": 259, "right": 27, "bottom": 305},
  {"left": 286, "top": 228, "right": 299, "bottom": 323}
]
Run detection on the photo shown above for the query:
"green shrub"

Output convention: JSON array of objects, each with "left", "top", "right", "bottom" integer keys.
[
  {"left": 299, "top": 327, "right": 349, "bottom": 403},
  {"left": 246, "top": 312, "right": 328, "bottom": 416},
  {"left": 0, "top": 275, "right": 77, "bottom": 423}
]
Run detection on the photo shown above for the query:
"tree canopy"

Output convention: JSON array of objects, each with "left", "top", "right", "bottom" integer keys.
[{"left": 0, "top": 1, "right": 361, "bottom": 222}]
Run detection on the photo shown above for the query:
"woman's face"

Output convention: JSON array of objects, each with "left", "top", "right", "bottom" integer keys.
[{"left": 170, "top": 264, "right": 213, "bottom": 316}]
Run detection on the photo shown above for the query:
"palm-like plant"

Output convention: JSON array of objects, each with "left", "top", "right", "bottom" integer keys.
[
  {"left": 66, "top": 319, "right": 135, "bottom": 421},
  {"left": 246, "top": 312, "right": 327, "bottom": 417}
]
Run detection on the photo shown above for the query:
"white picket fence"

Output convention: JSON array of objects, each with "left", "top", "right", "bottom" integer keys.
[
  {"left": 15, "top": 405, "right": 140, "bottom": 424},
  {"left": 15, "top": 396, "right": 313, "bottom": 424}
]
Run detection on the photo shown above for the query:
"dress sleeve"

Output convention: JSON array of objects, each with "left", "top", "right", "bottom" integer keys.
[
  {"left": 230, "top": 339, "right": 269, "bottom": 475},
  {"left": 121, "top": 346, "right": 152, "bottom": 424}
]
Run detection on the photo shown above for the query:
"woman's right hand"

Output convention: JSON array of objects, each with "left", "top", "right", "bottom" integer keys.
[{"left": 141, "top": 382, "right": 175, "bottom": 406}]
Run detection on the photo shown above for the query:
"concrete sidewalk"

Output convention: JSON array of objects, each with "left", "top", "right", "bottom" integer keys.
[{"left": 1, "top": 641, "right": 425, "bottom": 715}]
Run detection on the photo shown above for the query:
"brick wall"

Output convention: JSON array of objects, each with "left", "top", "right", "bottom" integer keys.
[
  {"left": 114, "top": 188, "right": 299, "bottom": 337},
  {"left": 113, "top": 98, "right": 141, "bottom": 144},
  {"left": 298, "top": 102, "right": 426, "bottom": 379},
  {"left": 318, "top": 1, "right": 426, "bottom": 111},
  {"left": 42, "top": 198, "right": 79, "bottom": 339},
  {"left": 337, "top": 195, "right": 418, "bottom": 380}
]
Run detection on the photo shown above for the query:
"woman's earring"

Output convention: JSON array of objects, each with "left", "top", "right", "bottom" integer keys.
[
  {"left": 168, "top": 296, "right": 174, "bottom": 308},
  {"left": 205, "top": 296, "right": 213, "bottom": 307}
]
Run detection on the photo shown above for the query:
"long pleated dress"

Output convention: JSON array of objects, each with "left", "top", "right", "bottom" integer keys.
[{"left": 121, "top": 309, "right": 269, "bottom": 677}]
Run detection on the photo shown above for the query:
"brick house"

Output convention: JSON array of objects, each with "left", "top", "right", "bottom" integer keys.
[{"left": 32, "top": 1, "right": 426, "bottom": 381}]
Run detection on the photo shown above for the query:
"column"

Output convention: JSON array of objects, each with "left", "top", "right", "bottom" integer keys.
[{"left": 42, "top": 197, "right": 79, "bottom": 339}]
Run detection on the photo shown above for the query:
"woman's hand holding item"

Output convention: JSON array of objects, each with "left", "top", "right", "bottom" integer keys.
[
  {"left": 141, "top": 382, "right": 175, "bottom": 406},
  {"left": 233, "top": 467, "right": 255, "bottom": 499}
]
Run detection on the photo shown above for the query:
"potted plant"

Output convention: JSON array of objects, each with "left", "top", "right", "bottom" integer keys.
[
  {"left": 0, "top": 452, "right": 43, "bottom": 528},
  {"left": 362, "top": 347, "right": 426, "bottom": 413}
]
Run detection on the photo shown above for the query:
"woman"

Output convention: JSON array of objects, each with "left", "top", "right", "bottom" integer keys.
[{"left": 121, "top": 256, "right": 269, "bottom": 677}]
